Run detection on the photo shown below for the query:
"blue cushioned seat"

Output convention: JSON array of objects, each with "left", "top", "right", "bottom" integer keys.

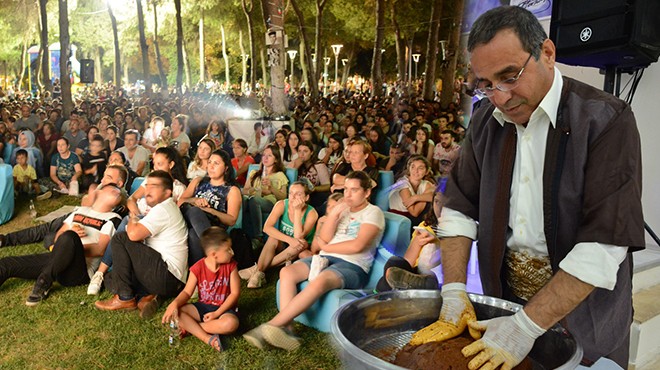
[{"left": 276, "top": 211, "right": 411, "bottom": 332}]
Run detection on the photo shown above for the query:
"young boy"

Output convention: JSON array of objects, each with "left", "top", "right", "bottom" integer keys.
[
  {"left": 244, "top": 171, "right": 384, "bottom": 351},
  {"left": 80, "top": 134, "right": 108, "bottom": 193},
  {"left": 161, "top": 227, "right": 240, "bottom": 352},
  {"left": 13, "top": 149, "right": 51, "bottom": 200}
]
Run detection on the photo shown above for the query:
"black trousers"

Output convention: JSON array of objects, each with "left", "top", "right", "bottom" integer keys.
[
  {"left": 105, "top": 232, "right": 184, "bottom": 299},
  {"left": 375, "top": 256, "right": 415, "bottom": 293},
  {"left": 3, "top": 214, "right": 68, "bottom": 250},
  {"left": 0, "top": 230, "right": 89, "bottom": 288}
]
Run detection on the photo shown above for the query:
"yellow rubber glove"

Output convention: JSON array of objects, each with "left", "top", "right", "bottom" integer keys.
[
  {"left": 410, "top": 283, "right": 481, "bottom": 345},
  {"left": 461, "top": 309, "right": 545, "bottom": 370}
]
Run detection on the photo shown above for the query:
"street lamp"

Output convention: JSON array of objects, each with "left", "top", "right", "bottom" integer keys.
[
  {"left": 330, "top": 44, "right": 343, "bottom": 91},
  {"left": 287, "top": 49, "right": 297, "bottom": 87},
  {"left": 323, "top": 56, "right": 331, "bottom": 95},
  {"left": 412, "top": 53, "right": 421, "bottom": 80}
]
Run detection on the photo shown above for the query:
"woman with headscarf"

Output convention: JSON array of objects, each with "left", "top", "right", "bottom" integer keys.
[{"left": 11, "top": 130, "right": 45, "bottom": 178}]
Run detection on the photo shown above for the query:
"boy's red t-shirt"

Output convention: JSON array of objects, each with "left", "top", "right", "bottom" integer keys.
[{"left": 189, "top": 258, "right": 238, "bottom": 307}]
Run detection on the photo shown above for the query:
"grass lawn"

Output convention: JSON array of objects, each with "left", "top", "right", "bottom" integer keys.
[{"left": 0, "top": 195, "right": 341, "bottom": 369}]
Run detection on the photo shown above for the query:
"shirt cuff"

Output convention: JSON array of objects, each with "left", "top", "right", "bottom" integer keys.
[
  {"left": 558, "top": 242, "right": 628, "bottom": 290},
  {"left": 436, "top": 207, "right": 478, "bottom": 240}
]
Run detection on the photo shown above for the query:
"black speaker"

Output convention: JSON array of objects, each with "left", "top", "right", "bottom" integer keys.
[
  {"left": 549, "top": 0, "right": 660, "bottom": 70},
  {"left": 80, "top": 59, "right": 94, "bottom": 83}
]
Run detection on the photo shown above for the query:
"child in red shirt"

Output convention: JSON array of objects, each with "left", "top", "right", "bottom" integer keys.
[{"left": 162, "top": 227, "right": 240, "bottom": 351}]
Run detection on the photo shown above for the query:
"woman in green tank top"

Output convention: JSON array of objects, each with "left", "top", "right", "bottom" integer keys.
[{"left": 239, "top": 182, "right": 319, "bottom": 288}]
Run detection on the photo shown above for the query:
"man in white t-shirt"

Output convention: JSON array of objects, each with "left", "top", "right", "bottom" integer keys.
[
  {"left": 244, "top": 170, "right": 384, "bottom": 351},
  {"left": 117, "top": 129, "right": 151, "bottom": 176},
  {"left": 95, "top": 171, "right": 188, "bottom": 319},
  {"left": 0, "top": 184, "right": 124, "bottom": 306}
]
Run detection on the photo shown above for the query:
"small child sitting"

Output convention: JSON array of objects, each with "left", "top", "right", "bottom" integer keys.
[
  {"left": 162, "top": 227, "right": 240, "bottom": 352},
  {"left": 13, "top": 149, "right": 51, "bottom": 200}
]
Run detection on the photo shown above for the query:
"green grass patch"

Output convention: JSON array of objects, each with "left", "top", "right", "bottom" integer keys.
[{"left": 0, "top": 195, "right": 341, "bottom": 369}]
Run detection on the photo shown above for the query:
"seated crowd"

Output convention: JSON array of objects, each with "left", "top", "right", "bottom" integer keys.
[{"left": 0, "top": 89, "right": 465, "bottom": 352}]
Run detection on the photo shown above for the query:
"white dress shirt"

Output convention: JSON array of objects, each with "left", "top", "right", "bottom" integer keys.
[{"left": 438, "top": 68, "right": 627, "bottom": 290}]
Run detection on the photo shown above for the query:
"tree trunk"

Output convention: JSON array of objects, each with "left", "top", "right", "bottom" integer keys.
[
  {"left": 299, "top": 40, "right": 308, "bottom": 90},
  {"left": 174, "top": 0, "right": 184, "bottom": 91},
  {"left": 314, "top": 0, "right": 327, "bottom": 96},
  {"left": 199, "top": 13, "right": 205, "bottom": 83},
  {"left": 342, "top": 47, "right": 354, "bottom": 85},
  {"left": 95, "top": 47, "right": 103, "bottom": 84},
  {"left": 18, "top": 39, "right": 27, "bottom": 91},
  {"left": 153, "top": 1, "right": 168, "bottom": 93},
  {"left": 241, "top": 0, "right": 256, "bottom": 91},
  {"left": 260, "top": 48, "right": 268, "bottom": 87},
  {"left": 422, "top": 0, "right": 442, "bottom": 101},
  {"left": 36, "top": 48, "right": 44, "bottom": 91},
  {"left": 391, "top": 1, "right": 406, "bottom": 83},
  {"left": 221, "top": 24, "right": 230, "bottom": 89},
  {"left": 182, "top": 42, "right": 192, "bottom": 89},
  {"left": 262, "top": 0, "right": 287, "bottom": 114},
  {"left": 439, "top": 0, "right": 464, "bottom": 108},
  {"left": 108, "top": 2, "right": 121, "bottom": 90},
  {"left": 123, "top": 59, "right": 129, "bottom": 87},
  {"left": 240, "top": 29, "right": 247, "bottom": 92},
  {"left": 59, "top": 0, "right": 73, "bottom": 117},
  {"left": 39, "top": 0, "right": 51, "bottom": 93},
  {"left": 290, "top": 0, "right": 318, "bottom": 99},
  {"left": 136, "top": 0, "right": 151, "bottom": 95},
  {"left": 370, "top": 0, "right": 385, "bottom": 97}
]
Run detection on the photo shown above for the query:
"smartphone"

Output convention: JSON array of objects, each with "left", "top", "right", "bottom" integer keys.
[{"left": 413, "top": 226, "right": 436, "bottom": 238}]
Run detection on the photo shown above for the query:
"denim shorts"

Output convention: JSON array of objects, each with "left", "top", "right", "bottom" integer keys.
[
  {"left": 192, "top": 301, "right": 238, "bottom": 319},
  {"left": 297, "top": 255, "right": 368, "bottom": 289}
]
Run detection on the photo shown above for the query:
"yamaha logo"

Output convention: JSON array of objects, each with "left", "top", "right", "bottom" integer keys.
[{"left": 580, "top": 27, "right": 592, "bottom": 42}]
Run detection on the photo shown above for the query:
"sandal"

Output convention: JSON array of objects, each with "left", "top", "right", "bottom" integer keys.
[{"left": 207, "top": 334, "right": 223, "bottom": 352}]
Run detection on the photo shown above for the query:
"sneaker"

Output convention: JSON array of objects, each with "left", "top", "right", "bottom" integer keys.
[
  {"left": 239, "top": 264, "right": 258, "bottom": 280},
  {"left": 385, "top": 267, "right": 438, "bottom": 290},
  {"left": 87, "top": 271, "right": 104, "bottom": 295},
  {"left": 36, "top": 191, "right": 52, "bottom": 201},
  {"left": 26, "top": 278, "right": 52, "bottom": 306},
  {"left": 243, "top": 324, "right": 268, "bottom": 349},
  {"left": 247, "top": 271, "right": 266, "bottom": 289},
  {"left": 262, "top": 324, "right": 301, "bottom": 351}
]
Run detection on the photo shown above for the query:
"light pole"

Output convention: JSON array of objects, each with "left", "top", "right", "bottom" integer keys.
[
  {"left": 341, "top": 58, "right": 348, "bottom": 86},
  {"left": 412, "top": 53, "right": 421, "bottom": 80},
  {"left": 323, "top": 56, "right": 331, "bottom": 96},
  {"left": 287, "top": 49, "right": 297, "bottom": 88},
  {"left": 330, "top": 44, "right": 343, "bottom": 91}
]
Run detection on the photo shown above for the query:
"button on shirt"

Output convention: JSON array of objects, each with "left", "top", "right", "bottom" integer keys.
[{"left": 438, "top": 67, "right": 627, "bottom": 290}]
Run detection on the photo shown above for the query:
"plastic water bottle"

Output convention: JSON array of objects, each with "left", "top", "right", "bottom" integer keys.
[
  {"left": 29, "top": 200, "right": 37, "bottom": 220},
  {"left": 168, "top": 312, "right": 179, "bottom": 347}
]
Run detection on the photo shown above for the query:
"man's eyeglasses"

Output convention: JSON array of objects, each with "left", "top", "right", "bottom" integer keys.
[{"left": 474, "top": 53, "right": 533, "bottom": 98}]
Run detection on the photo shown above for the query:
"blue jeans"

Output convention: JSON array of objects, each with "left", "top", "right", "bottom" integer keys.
[
  {"left": 181, "top": 204, "right": 217, "bottom": 266},
  {"left": 100, "top": 215, "right": 131, "bottom": 267},
  {"left": 243, "top": 196, "right": 274, "bottom": 240}
]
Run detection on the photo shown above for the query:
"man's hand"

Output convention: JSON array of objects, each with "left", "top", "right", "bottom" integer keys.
[
  {"left": 461, "top": 309, "right": 545, "bottom": 370},
  {"left": 410, "top": 283, "right": 480, "bottom": 345}
]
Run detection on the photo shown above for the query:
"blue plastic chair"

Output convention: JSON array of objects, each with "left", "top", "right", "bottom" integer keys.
[
  {"left": 130, "top": 177, "right": 145, "bottom": 196},
  {"left": 276, "top": 211, "right": 411, "bottom": 332},
  {"left": 3, "top": 143, "right": 15, "bottom": 164},
  {"left": 0, "top": 164, "right": 14, "bottom": 225},
  {"left": 373, "top": 170, "right": 394, "bottom": 212}
]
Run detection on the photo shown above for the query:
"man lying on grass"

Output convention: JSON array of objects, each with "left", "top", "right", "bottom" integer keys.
[
  {"left": 243, "top": 170, "right": 384, "bottom": 351},
  {"left": 0, "top": 184, "right": 125, "bottom": 306}
]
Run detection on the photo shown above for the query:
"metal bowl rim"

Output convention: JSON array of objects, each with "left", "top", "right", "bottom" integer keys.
[{"left": 331, "top": 290, "right": 584, "bottom": 370}]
